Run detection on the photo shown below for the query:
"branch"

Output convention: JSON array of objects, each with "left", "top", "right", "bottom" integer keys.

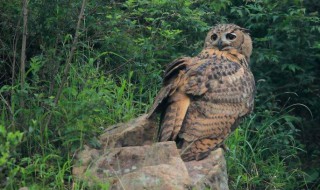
[
  {"left": 10, "top": 16, "right": 22, "bottom": 130},
  {"left": 46, "top": 0, "right": 87, "bottom": 128}
]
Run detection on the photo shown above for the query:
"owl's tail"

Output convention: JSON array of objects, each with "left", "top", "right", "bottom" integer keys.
[
  {"left": 180, "top": 138, "right": 222, "bottom": 161},
  {"left": 159, "top": 92, "right": 190, "bottom": 141}
]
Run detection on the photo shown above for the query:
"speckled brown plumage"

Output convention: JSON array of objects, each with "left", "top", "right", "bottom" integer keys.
[{"left": 148, "top": 24, "right": 255, "bottom": 161}]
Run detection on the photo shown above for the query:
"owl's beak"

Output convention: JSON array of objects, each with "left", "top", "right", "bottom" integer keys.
[{"left": 217, "top": 39, "right": 223, "bottom": 50}]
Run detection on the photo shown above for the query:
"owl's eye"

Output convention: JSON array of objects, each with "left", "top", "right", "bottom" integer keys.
[
  {"left": 211, "top": 34, "right": 218, "bottom": 41},
  {"left": 226, "top": 33, "right": 237, "bottom": 40}
]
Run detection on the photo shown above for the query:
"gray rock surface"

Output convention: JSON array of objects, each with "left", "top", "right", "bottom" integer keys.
[
  {"left": 73, "top": 114, "right": 229, "bottom": 190},
  {"left": 185, "top": 148, "right": 228, "bottom": 190}
]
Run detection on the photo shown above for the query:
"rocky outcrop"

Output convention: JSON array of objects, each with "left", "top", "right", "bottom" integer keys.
[
  {"left": 185, "top": 148, "right": 228, "bottom": 190},
  {"left": 73, "top": 114, "right": 229, "bottom": 190},
  {"left": 108, "top": 142, "right": 191, "bottom": 190}
]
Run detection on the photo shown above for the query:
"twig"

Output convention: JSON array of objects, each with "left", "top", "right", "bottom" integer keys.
[
  {"left": 0, "top": 93, "right": 13, "bottom": 118},
  {"left": 105, "top": 58, "right": 134, "bottom": 74},
  {"left": 45, "top": 0, "right": 87, "bottom": 128},
  {"left": 11, "top": 17, "right": 21, "bottom": 129}
]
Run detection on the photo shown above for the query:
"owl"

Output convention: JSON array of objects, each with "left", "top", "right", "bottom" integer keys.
[{"left": 147, "top": 24, "right": 255, "bottom": 161}]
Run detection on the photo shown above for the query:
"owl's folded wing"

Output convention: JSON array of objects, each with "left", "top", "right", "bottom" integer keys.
[{"left": 147, "top": 57, "right": 191, "bottom": 119}]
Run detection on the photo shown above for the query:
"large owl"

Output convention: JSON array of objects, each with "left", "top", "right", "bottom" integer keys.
[{"left": 147, "top": 24, "right": 255, "bottom": 161}]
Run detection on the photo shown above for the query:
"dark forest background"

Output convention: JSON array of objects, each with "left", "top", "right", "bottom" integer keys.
[{"left": 0, "top": 0, "right": 319, "bottom": 189}]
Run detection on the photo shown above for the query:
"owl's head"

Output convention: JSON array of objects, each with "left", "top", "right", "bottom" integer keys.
[{"left": 204, "top": 24, "right": 252, "bottom": 60}]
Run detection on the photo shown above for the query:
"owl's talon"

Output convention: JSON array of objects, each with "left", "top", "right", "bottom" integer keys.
[{"left": 220, "top": 144, "right": 230, "bottom": 153}]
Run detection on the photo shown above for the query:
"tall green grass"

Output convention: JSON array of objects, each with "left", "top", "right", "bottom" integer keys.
[
  {"left": 226, "top": 106, "right": 308, "bottom": 189},
  {"left": 0, "top": 55, "right": 155, "bottom": 189}
]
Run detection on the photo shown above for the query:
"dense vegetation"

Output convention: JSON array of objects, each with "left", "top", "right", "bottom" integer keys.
[{"left": 0, "top": 0, "right": 319, "bottom": 189}]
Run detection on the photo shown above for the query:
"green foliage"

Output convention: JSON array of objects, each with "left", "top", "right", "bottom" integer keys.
[
  {"left": 0, "top": 0, "right": 319, "bottom": 189},
  {"left": 226, "top": 104, "right": 306, "bottom": 189},
  {"left": 0, "top": 125, "right": 23, "bottom": 188}
]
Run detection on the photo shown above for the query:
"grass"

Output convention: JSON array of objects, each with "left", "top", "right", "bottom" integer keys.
[
  {"left": 0, "top": 57, "right": 155, "bottom": 189},
  {"left": 226, "top": 109, "right": 308, "bottom": 190}
]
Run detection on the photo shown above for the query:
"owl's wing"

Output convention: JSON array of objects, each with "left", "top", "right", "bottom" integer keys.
[
  {"left": 147, "top": 57, "right": 192, "bottom": 141},
  {"left": 181, "top": 58, "right": 248, "bottom": 139},
  {"left": 147, "top": 57, "right": 191, "bottom": 118},
  {"left": 185, "top": 58, "right": 255, "bottom": 118},
  {"left": 178, "top": 58, "right": 255, "bottom": 161},
  {"left": 184, "top": 57, "right": 243, "bottom": 96}
]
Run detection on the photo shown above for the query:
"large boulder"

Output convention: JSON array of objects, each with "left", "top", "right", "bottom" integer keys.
[{"left": 73, "top": 114, "right": 229, "bottom": 190}]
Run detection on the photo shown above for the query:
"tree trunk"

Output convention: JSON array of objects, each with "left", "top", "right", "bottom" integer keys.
[{"left": 19, "top": 0, "right": 28, "bottom": 125}]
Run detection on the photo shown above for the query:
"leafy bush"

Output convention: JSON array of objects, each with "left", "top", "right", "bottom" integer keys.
[{"left": 0, "top": 125, "right": 23, "bottom": 188}]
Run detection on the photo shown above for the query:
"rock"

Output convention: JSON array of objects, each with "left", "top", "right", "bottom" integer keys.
[
  {"left": 110, "top": 142, "right": 191, "bottom": 190},
  {"left": 19, "top": 187, "right": 29, "bottom": 190},
  {"left": 112, "top": 164, "right": 190, "bottom": 190},
  {"left": 73, "top": 114, "right": 229, "bottom": 190},
  {"left": 72, "top": 145, "right": 100, "bottom": 180},
  {"left": 99, "top": 114, "right": 157, "bottom": 148},
  {"left": 185, "top": 148, "right": 229, "bottom": 190}
]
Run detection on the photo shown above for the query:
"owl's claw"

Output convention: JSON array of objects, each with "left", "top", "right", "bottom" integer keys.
[{"left": 220, "top": 144, "right": 230, "bottom": 153}]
